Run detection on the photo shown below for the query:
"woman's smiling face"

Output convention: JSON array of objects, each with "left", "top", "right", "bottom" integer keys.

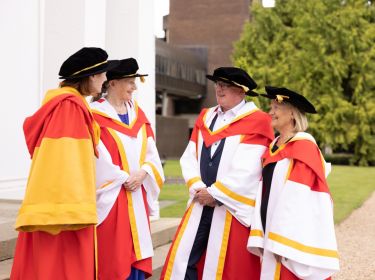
[
  {"left": 111, "top": 77, "right": 137, "bottom": 102},
  {"left": 269, "top": 100, "right": 294, "bottom": 132}
]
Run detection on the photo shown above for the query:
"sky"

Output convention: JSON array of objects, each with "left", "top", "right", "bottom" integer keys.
[
  {"left": 153, "top": 0, "right": 169, "bottom": 38},
  {"left": 153, "top": 0, "right": 275, "bottom": 38},
  {"left": 263, "top": 0, "right": 276, "bottom": 8}
]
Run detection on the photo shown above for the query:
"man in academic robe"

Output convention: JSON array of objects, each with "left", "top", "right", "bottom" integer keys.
[{"left": 160, "top": 67, "right": 274, "bottom": 280}]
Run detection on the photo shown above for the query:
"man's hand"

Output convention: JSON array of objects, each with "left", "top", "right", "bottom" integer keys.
[
  {"left": 124, "top": 169, "right": 147, "bottom": 192},
  {"left": 194, "top": 188, "right": 216, "bottom": 207}
]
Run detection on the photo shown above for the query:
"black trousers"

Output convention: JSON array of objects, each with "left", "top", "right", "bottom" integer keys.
[{"left": 184, "top": 206, "right": 215, "bottom": 280}]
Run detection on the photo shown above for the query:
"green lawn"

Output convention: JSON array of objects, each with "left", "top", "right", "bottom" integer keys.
[
  {"left": 160, "top": 164, "right": 375, "bottom": 224},
  {"left": 163, "top": 160, "right": 182, "bottom": 178},
  {"left": 159, "top": 184, "right": 188, "bottom": 218},
  {"left": 328, "top": 165, "right": 375, "bottom": 223}
]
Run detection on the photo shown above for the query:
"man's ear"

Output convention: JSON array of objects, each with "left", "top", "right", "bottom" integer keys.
[{"left": 239, "top": 88, "right": 246, "bottom": 95}]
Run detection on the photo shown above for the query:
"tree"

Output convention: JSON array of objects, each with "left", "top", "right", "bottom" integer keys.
[{"left": 233, "top": 0, "right": 375, "bottom": 165}]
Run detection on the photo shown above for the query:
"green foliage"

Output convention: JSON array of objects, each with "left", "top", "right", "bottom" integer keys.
[{"left": 233, "top": 0, "right": 375, "bottom": 165}]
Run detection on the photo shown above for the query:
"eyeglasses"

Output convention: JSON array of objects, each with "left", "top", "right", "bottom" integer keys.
[{"left": 214, "top": 81, "right": 234, "bottom": 89}]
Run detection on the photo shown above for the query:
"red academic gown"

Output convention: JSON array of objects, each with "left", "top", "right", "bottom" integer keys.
[
  {"left": 92, "top": 99, "right": 160, "bottom": 280},
  {"left": 11, "top": 87, "right": 99, "bottom": 280}
]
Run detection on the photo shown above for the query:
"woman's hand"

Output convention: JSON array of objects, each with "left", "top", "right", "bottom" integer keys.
[{"left": 124, "top": 169, "right": 147, "bottom": 192}]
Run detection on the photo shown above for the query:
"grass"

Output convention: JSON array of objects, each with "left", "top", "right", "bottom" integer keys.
[
  {"left": 159, "top": 164, "right": 375, "bottom": 224},
  {"left": 328, "top": 165, "right": 375, "bottom": 223},
  {"left": 159, "top": 184, "right": 188, "bottom": 218},
  {"left": 163, "top": 160, "right": 182, "bottom": 178}
]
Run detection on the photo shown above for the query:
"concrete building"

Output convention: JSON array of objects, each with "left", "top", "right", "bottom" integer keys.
[
  {"left": 154, "top": 39, "right": 207, "bottom": 158},
  {"left": 164, "top": 0, "right": 252, "bottom": 107},
  {"left": 0, "top": 0, "right": 156, "bottom": 200}
]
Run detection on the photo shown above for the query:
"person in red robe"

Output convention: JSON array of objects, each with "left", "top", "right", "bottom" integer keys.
[
  {"left": 248, "top": 86, "right": 339, "bottom": 279},
  {"left": 90, "top": 58, "right": 164, "bottom": 280},
  {"left": 10, "top": 47, "right": 118, "bottom": 280}
]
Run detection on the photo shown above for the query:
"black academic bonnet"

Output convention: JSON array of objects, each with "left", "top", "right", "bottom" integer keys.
[
  {"left": 106, "top": 58, "right": 148, "bottom": 82},
  {"left": 262, "top": 86, "right": 317, "bottom": 114},
  {"left": 206, "top": 67, "right": 258, "bottom": 96},
  {"left": 59, "top": 47, "right": 119, "bottom": 80}
]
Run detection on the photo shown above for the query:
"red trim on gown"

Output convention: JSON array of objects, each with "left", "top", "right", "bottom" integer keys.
[
  {"left": 195, "top": 219, "right": 261, "bottom": 279},
  {"left": 160, "top": 214, "right": 261, "bottom": 279},
  {"left": 10, "top": 226, "right": 95, "bottom": 280},
  {"left": 96, "top": 187, "right": 151, "bottom": 280},
  {"left": 222, "top": 219, "right": 261, "bottom": 279}
]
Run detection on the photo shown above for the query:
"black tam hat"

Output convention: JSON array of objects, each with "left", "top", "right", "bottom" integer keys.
[
  {"left": 106, "top": 58, "right": 148, "bottom": 82},
  {"left": 262, "top": 86, "right": 317, "bottom": 114},
  {"left": 59, "top": 47, "right": 119, "bottom": 80},
  {"left": 206, "top": 67, "right": 258, "bottom": 96}
]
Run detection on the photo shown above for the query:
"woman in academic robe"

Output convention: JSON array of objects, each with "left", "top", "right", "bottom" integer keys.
[
  {"left": 11, "top": 47, "right": 118, "bottom": 280},
  {"left": 247, "top": 86, "right": 339, "bottom": 280},
  {"left": 90, "top": 58, "right": 164, "bottom": 280}
]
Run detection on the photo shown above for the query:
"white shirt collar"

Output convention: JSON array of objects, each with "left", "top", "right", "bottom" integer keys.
[{"left": 217, "top": 99, "right": 246, "bottom": 116}]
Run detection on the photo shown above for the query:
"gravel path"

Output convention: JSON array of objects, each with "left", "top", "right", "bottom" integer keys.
[{"left": 333, "top": 191, "right": 375, "bottom": 280}]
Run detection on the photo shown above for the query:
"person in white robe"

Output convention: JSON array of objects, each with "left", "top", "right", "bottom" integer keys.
[
  {"left": 248, "top": 86, "right": 339, "bottom": 280},
  {"left": 161, "top": 67, "right": 274, "bottom": 280}
]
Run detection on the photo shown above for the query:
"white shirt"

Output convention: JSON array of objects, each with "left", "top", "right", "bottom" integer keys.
[{"left": 209, "top": 100, "right": 246, "bottom": 157}]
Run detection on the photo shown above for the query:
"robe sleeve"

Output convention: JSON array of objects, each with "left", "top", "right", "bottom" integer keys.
[
  {"left": 141, "top": 126, "right": 165, "bottom": 205},
  {"left": 94, "top": 130, "right": 130, "bottom": 225},
  {"left": 95, "top": 141, "right": 129, "bottom": 191},
  {"left": 267, "top": 160, "right": 339, "bottom": 279},
  {"left": 247, "top": 180, "right": 265, "bottom": 256},
  {"left": 180, "top": 123, "right": 207, "bottom": 202},
  {"left": 206, "top": 135, "right": 269, "bottom": 227}
]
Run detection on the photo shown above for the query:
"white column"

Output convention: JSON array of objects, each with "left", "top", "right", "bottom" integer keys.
[
  {"left": 0, "top": 0, "right": 41, "bottom": 198},
  {"left": 162, "top": 90, "right": 169, "bottom": 117},
  {"left": 105, "top": 0, "right": 156, "bottom": 130},
  {"left": 42, "top": 0, "right": 86, "bottom": 94},
  {"left": 84, "top": 0, "right": 106, "bottom": 48}
]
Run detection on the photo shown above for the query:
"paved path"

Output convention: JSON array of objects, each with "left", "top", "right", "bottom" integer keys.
[{"left": 334, "top": 191, "right": 375, "bottom": 280}]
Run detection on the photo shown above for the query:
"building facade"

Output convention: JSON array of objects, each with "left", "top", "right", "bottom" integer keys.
[{"left": 165, "top": 0, "right": 252, "bottom": 107}]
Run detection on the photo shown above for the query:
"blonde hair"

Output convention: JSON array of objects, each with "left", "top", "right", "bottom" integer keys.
[
  {"left": 60, "top": 77, "right": 91, "bottom": 96},
  {"left": 290, "top": 105, "right": 308, "bottom": 132}
]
